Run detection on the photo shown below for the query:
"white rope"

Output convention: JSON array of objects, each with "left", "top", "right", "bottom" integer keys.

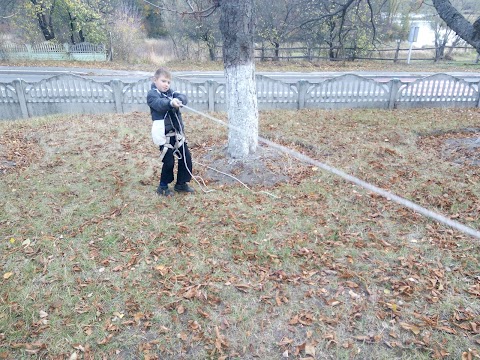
[
  {"left": 174, "top": 110, "right": 278, "bottom": 198},
  {"left": 193, "top": 160, "right": 280, "bottom": 198},
  {"left": 182, "top": 104, "right": 480, "bottom": 240}
]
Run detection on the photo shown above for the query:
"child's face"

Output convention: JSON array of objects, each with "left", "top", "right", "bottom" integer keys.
[{"left": 154, "top": 75, "right": 171, "bottom": 92}]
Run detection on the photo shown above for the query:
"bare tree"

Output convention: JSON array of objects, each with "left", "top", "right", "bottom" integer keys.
[
  {"left": 255, "top": 0, "right": 303, "bottom": 60},
  {"left": 294, "top": 0, "right": 391, "bottom": 60}
]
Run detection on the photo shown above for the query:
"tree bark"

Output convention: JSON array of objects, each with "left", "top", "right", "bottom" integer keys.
[
  {"left": 31, "top": 0, "right": 56, "bottom": 41},
  {"left": 432, "top": 0, "right": 480, "bottom": 53},
  {"left": 219, "top": 0, "right": 258, "bottom": 158}
]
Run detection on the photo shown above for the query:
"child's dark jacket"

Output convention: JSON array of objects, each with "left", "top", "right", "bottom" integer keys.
[{"left": 147, "top": 84, "right": 188, "bottom": 134}]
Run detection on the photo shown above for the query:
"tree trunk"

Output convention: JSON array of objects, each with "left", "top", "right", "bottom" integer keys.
[
  {"left": 219, "top": 0, "right": 258, "bottom": 159},
  {"left": 79, "top": 29, "right": 85, "bottom": 43},
  {"left": 68, "top": 12, "right": 76, "bottom": 44},
  {"left": 36, "top": 13, "right": 55, "bottom": 40},
  {"left": 274, "top": 42, "right": 280, "bottom": 61},
  {"left": 433, "top": 0, "right": 480, "bottom": 53},
  {"left": 31, "top": 0, "right": 56, "bottom": 41}
]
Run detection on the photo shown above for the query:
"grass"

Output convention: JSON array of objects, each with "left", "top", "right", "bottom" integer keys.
[
  {"left": 1, "top": 57, "right": 479, "bottom": 74},
  {"left": 1, "top": 107, "right": 479, "bottom": 359}
]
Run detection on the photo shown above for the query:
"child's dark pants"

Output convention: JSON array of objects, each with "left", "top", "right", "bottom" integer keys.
[{"left": 160, "top": 137, "right": 192, "bottom": 185}]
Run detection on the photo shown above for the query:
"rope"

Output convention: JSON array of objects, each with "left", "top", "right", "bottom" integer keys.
[
  {"left": 171, "top": 107, "right": 277, "bottom": 198},
  {"left": 192, "top": 159, "right": 279, "bottom": 198},
  {"left": 181, "top": 104, "right": 480, "bottom": 240}
]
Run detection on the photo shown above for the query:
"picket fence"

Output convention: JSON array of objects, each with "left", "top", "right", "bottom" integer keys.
[
  {"left": 1, "top": 73, "right": 479, "bottom": 120},
  {"left": 0, "top": 42, "right": 107, "bottom": 62}
]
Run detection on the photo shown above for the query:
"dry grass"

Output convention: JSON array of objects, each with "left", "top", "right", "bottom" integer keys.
[
  {"left": 1, "top": 108, "right": 479, "bottom": 359},
  {"left": 1, "top": 56, "right": 479, "bottom": 74}
]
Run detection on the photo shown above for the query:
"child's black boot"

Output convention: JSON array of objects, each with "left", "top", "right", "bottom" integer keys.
[
  {"left": 157, "top": 185, "right": 174, "bottom": 197},
  {"left": 174, "top": 183, "right": 195, "bottom": 193}
]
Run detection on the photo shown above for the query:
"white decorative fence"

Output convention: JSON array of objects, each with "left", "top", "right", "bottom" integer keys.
[
  {"left": 1, "top": 73, "right": 479, "bottom": 120},
  {"left": 0, "top": 42, "right": 107, "bottom": 62}
]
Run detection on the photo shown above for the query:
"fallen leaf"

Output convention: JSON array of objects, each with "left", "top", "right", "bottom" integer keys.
[
  {"left": 349, "top": 290, "right": 361, "bottom": 299},
  {"left": 97, "top": 334, "right": 113, "bottom": 345},
  {"left": 177, "top": 332, "right": 188, "bottom": 341},
  {"left": 233, "top": 283, "right": 250, "bottom": 292},
  {"left": 3, "top": 272, "right": 13, "bottom": 280},
  {"left": 112, "top": 312, "right": 124, "bottom": 319},
  {"left": 400, "top": 322, "right": 421, "bottom": 335},
  {"left": 305, "top": 343, "right": 316, "bottom": 356},
  {"left": 72, "top": 344, "right": 84, "bottom": 352},
  {"left": 436, "top": 325, "right": 457, "bottom": 334},
  {"left": 278, "top": 337, "right": 293, "bottom": 346},
  {"left": 159, "top": 325, "right": 170, "bottom": 333},
  {"left": 353, "top": 335, "right": 371, "bottom": 342}
]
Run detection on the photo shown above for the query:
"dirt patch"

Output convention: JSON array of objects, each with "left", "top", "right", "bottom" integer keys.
[
  {"left": 196, "top": 144, "right": 293, "bottom": 187},
  {"left": 418, "top": 127, "right": 480, "bottom": 167}
]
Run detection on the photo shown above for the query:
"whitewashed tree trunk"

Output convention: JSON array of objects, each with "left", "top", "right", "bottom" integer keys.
[
  {"left": 224, "top": 60, "right": 258, "bottom": 158},
  {"left": 219, "top": 0, "right": 258, "bottom": 159}
]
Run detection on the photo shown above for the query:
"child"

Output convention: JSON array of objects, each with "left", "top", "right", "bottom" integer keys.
[{"left": 147, "top": 67, "right": 194, "bottom": 196}]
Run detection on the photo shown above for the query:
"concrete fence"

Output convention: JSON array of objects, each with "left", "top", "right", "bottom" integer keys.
[
  {"left": 1, "top": 73, "right": 479, "bottom": 120},
  {"left": 0, "top": 42, "right": 107, "bottom": 62}
]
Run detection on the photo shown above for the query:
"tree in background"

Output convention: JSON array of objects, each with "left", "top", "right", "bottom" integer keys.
[
  {"left": 255, "top": 0, "right": 303, "bottom": 60},
  {"left": 26, "top": 0, "right": 56, "bottom": 41},
  {"left": 143, "top": 4, "right": 167, "bottom": 38},
  {"left": 55, "top": 0, "right": 105, "bottom": 44},
  {"left": 157, "top": 0, "right": 220, "bottom": 61},
  {"left": 106, "top": 1, "right": 146, "bottom": 62},
  {"left": 297, "top": 0, "right": 390, "bottom": 60},
  {"left": 8, "top": 0, "right": 107, "bottom": 43}
]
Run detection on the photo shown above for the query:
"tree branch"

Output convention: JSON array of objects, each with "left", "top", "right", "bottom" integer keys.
[
  {"left": 140, "top": 0, "right": 219, "bottom": 17},
  {"left": 297, "top": 0, "right": 356, "bottom": 29},
  {"left": 366, "top": 0, "right": 376, "bottom": 40}
]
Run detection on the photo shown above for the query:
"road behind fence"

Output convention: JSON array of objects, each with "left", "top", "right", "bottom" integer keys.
[{"left": 1, "top": 73, "right": 479, "bottom": 120}]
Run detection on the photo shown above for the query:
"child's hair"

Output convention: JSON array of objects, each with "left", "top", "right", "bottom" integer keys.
[{"left": 154, "top": 67, "right": 172, "bottom": 79}]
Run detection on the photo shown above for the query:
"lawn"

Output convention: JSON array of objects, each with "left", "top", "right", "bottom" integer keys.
[
  {"left": 1, "top": 107, "right": 479, "bottom": 359},
  {"left": 1, "top": 57, "right": 480, "bottom": 74}
]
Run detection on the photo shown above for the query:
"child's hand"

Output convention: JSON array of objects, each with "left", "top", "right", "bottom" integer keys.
[{"left": 170, "top": 98, "right": 183, "bottom": 109}]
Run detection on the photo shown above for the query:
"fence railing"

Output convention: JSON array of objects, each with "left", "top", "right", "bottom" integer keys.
[
  {"left": 0, "top": 42, "right": 108, "bottom": 62},
  {"left": 253, "top": 45, "right": 480, "bottom": 63},
  {"left": 1, "top": 73, "right": 479, "bottom": 120}
]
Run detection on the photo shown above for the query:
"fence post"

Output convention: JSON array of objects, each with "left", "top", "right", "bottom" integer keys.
[
  {"left": 25, "top": 44, "right": 32, "bottom": 57},
  {"left": 206, "top": 80, "right": 217, "bottom": 112},
  {"left": 63, "top": 43, "right": 72, "bottom": 60},
  {"left": 12, "top": 79, "right": 29, "bottom": 119},
  {"left": 111, "top": 80, "right": 124, "bottom": 114},
  {"left": 297, "top": 80, "right": 309, "bottom": 110},
  {"left": 388, "top": 79, "right": 402, "bottom": 110},
  {"left": 394, "top": 40, "right": 401, "bottom": 63},
  {"left": 477, "top": 80, "right": 480, "bottom": 108}
]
